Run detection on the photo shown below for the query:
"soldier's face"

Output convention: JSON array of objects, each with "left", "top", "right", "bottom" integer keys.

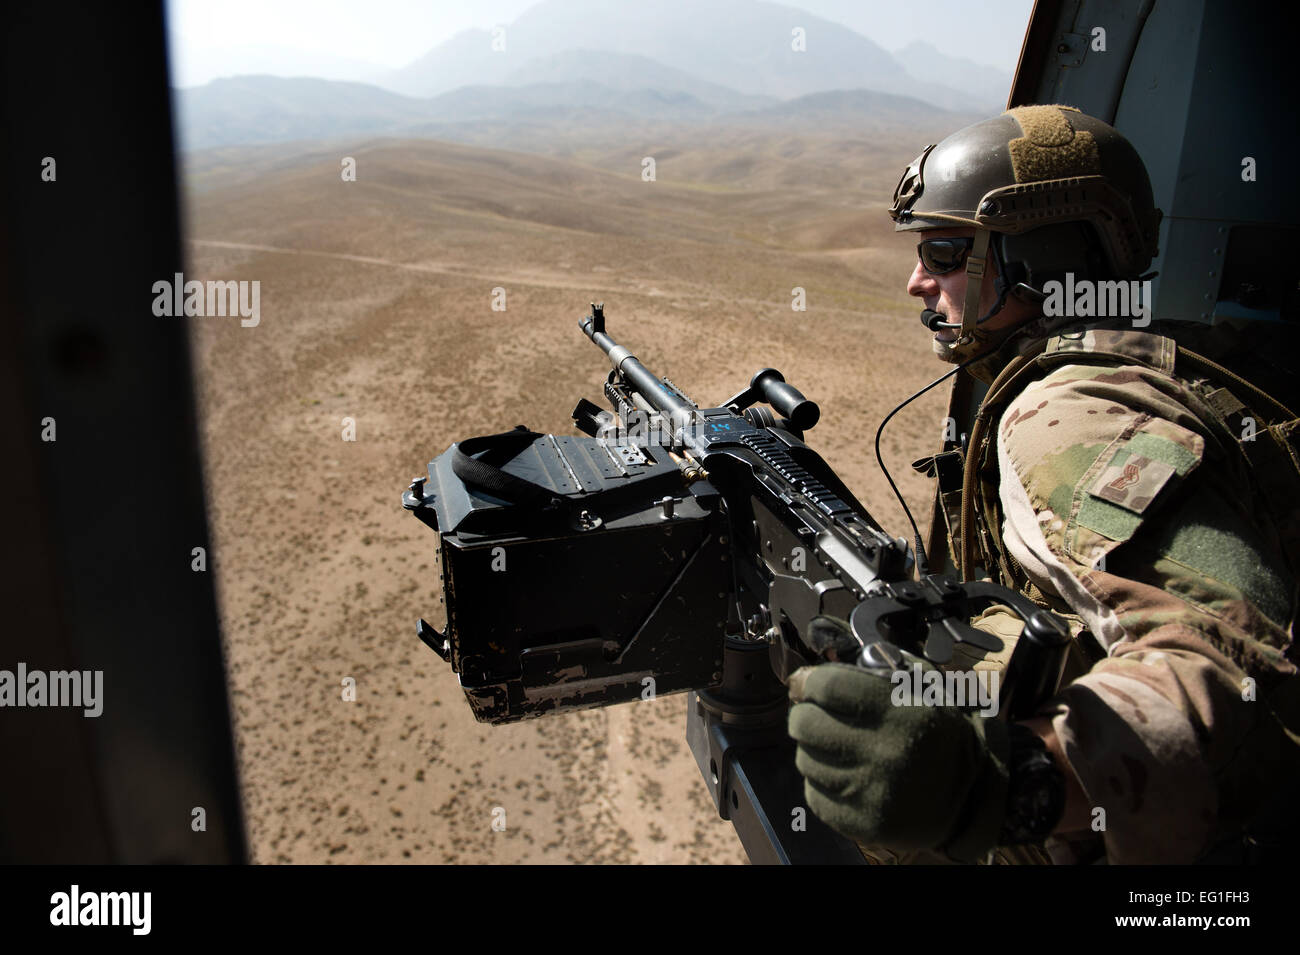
[{"left": 906, "top": 227, "right": 1030, "bottom": 347}]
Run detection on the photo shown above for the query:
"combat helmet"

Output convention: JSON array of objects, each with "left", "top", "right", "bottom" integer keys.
[{"left": 890, "top": 105, "right": 1163, "bottom": 343}]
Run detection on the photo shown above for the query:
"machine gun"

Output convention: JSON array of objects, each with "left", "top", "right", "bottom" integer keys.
[{"left": 401, "top": 302, "right": 1071, "bottom": 863}]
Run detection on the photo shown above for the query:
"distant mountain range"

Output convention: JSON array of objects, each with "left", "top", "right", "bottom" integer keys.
[
  {"left": 175, "top": 75, "right": 974, "bottom": 152},
  {"left": 377, "top": 0, "right": 1004, "bottom": 109},
  {"left": 178, "top": 77, "right": 432, "bottom": 150},
  {"left": 893, "top": 41, "right": 1014, "bottom": 111},
  {"left": 497, "top": 49, "right": 777, "bottom": 113},
  {"left": 173, "top": 0, "right": 1010, "bottom": 152}
]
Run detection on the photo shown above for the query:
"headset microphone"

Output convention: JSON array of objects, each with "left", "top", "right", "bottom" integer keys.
[{"left": 920, "top": 308, "right": 949, "bottom": 330}]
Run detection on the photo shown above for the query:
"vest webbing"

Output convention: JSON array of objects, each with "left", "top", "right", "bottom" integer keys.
[{"left": 957, "top": 334, "right": 1300, "bottom": 593}]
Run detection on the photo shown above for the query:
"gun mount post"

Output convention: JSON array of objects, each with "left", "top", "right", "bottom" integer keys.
[{"left": 686, "top": 636, "right": 866, "bottom": 864}]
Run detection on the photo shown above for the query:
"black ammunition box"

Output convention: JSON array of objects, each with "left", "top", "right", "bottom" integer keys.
[{"left": 404, "top": 431, "right": 730, "bottom": 723}]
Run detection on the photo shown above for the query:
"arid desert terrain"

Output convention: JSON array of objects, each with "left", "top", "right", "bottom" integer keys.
[{"left": 182, "top": 117, "right": 959, "bottom": 863}]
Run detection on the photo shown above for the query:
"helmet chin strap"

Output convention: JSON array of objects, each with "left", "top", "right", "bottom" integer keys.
[
  {"left": 957, "top": 227, "right": 991, "bottom": 342},
  {"left": 921, "top": 231, "right": 1040, "bottom": 367}
]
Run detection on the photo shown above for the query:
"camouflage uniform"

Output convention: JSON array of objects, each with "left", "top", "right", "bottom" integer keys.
[
  {"left": 946, "top": 319, "right": 1300, "bottom": 864},
  {"left": 858, "top": 105, "right": 1300, "bottom": 863}
]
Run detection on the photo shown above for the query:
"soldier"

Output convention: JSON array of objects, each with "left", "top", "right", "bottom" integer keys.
[{"left": 787, "top": 105, "right": 1300, "bottom": 863}]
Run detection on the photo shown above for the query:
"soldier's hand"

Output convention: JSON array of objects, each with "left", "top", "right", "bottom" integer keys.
[{"left": 787, "top": 625, "right": 1012, "bottom": 862}]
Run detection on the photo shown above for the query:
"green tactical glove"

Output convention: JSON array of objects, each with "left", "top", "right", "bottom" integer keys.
[{"left": 787, "top": 622, "right": 1012, "bottom": 863}]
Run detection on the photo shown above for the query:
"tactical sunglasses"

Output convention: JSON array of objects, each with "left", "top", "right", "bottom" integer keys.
[{"left": 917, "top": 237, "right": 975, "bottom": 275}]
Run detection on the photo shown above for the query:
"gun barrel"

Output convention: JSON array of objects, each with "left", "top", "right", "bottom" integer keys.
[{"left": 580, "top": 309, "right": 696, "bottom": 425}]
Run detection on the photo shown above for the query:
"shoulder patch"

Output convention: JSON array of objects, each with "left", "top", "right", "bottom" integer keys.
[
  {"left": 1075, "top": 418, "right": 1204, "bottom": 550},
  {"left": 1089, "top": 429, "right": 1199, "bottom": 515},
  {"left": 1091, "top": 453, "right": 1177, "bottom": 513}
]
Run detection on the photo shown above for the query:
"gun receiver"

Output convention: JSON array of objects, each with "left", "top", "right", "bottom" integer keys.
[{"left": 402, "top": 302, "right": 1070, "bottom": 863}]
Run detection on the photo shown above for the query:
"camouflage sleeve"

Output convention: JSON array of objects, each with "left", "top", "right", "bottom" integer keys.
[{"left": 995, "top": 361, "right": 1298, "bottom": 863}]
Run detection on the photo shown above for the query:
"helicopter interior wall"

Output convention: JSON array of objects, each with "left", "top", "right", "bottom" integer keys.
[{"left": 1009, "top": 0, "right": 1298, "bottom": 325}]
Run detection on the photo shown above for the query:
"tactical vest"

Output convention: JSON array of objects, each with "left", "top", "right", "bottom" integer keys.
[
  {"left": 956, "top": 324, "right": 1300, "bottom": 613},
  {"left": 910, "top": 322, "right": 1300, "bottom": 864}
]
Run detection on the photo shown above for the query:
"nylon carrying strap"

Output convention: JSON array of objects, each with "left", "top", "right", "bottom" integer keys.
[
  {"left": 451, "top": 426, "right": 562, "bottom": 508},
  {"left": 959, "top": 229, "right": 992, "bottom": 340}
]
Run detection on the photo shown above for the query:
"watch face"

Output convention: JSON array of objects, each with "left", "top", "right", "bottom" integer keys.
[{"left": 1000, "top": 726, "right": 1066, "bottom": 846}]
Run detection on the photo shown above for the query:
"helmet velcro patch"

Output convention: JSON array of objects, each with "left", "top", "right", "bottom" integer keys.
[{"left": 1006, "top": 105, "right": 1102, "bottom": 183}]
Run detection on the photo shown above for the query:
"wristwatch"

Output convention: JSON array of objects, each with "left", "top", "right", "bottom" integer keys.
[{"left": 999, "top": 721, "right": 1066, "bottom": 845}]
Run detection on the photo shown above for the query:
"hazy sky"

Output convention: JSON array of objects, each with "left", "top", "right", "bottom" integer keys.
[{"left": 167, "top": 0, "right": 1035, "bottom": 87}]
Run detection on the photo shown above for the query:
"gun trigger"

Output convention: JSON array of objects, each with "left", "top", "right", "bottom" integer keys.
[
  {"left": 806, "top": 616, "right": 859, "bottom": 662},
  {"left": 923, "top": 624, "right": 955, "bottom": 665},
  {"left": 858, "top": 640, "right": 904, "bottom": 671},
  {"left": 939, "top": 617, "right": 1004, "bottom": 654}
]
